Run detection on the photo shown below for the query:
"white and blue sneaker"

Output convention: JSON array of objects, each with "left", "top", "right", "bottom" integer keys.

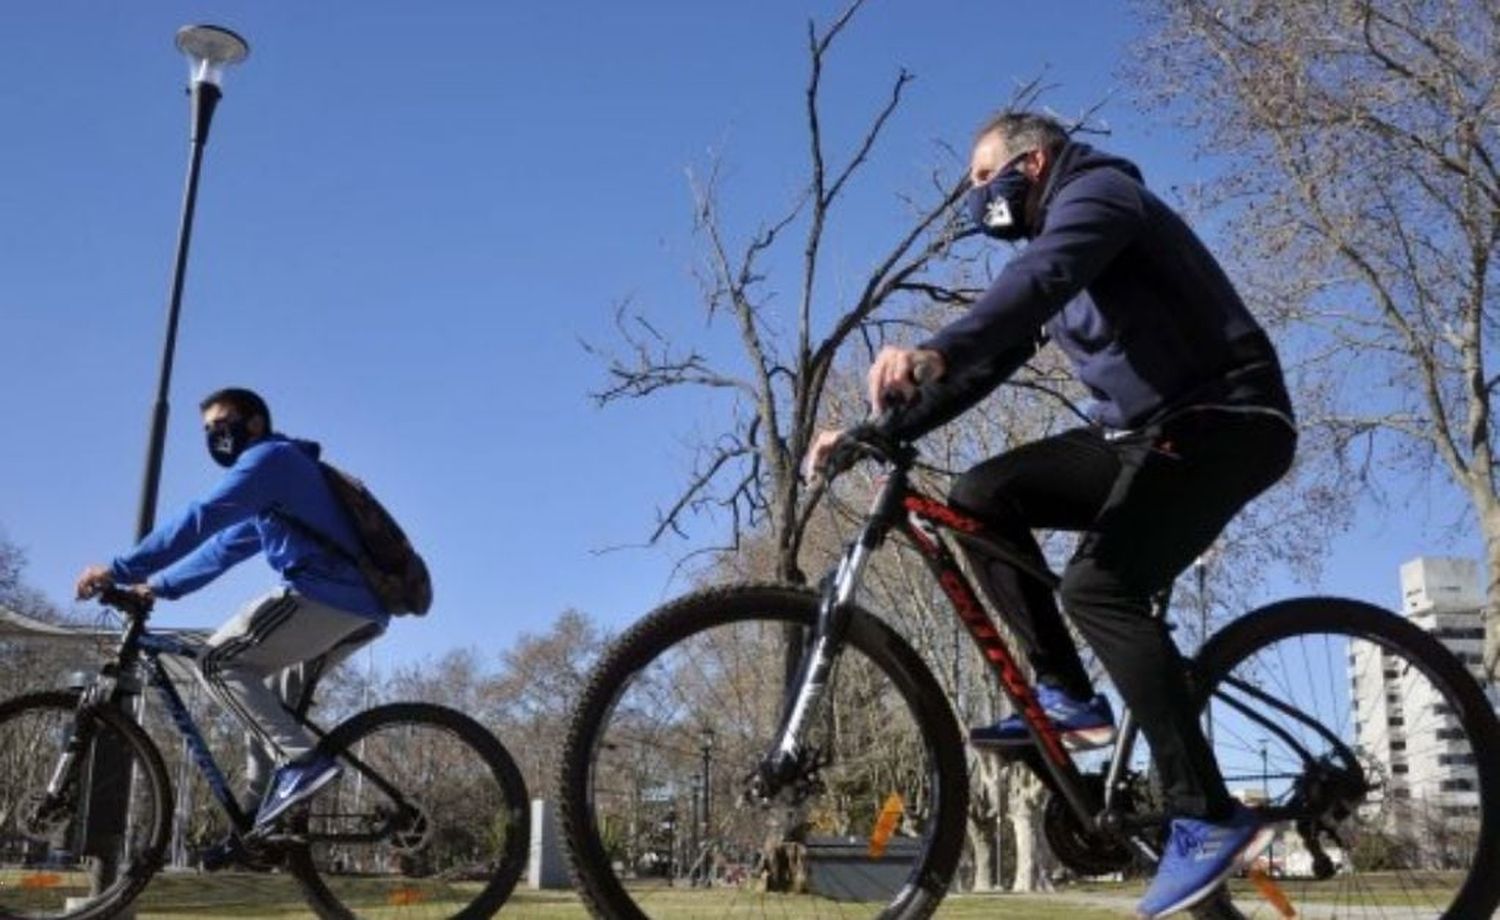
[
  {"left": 254, "top": 754, "right": 341, "bottom": 829},
  {"left": 969, "top": 685, "right": 1117, "bottom": 750},
  {"left": 1137, "top": 804, "right": 1274, "bottom": 918}
]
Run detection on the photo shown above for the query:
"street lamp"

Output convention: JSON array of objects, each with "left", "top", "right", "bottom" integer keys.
[
  {"left": 135, "top": 24, "right": 249, "bottom": 538},
  {"left": 1194, "top": 551, "right": 1214, "bottom": 743},
  {"left": 700, "top": 726, "right": 715, "bottom": 882},
  {"left": 90, "top": 24, "right": 248, "bottom": 901},
  {"left": 1260, "top": 738, "right": 1273, "bottom": 874}
]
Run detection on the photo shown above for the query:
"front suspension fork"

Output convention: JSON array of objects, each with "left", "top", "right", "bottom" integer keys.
[{"left": 756, "top": 539, "right": 873, "bottom": 795}]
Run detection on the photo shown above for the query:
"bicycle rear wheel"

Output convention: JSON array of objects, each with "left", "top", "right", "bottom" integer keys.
[
  {"left": 285, "top": 702, "right": 529, "bottom": 919},
  {"left": 1195, "top": 597, "right": 1500, "bottom": 919},
  {"left": 0, "top": 690, "right": 171, "bottom": 920},
  {"left": 559, "top": 583, "right": 968, "bottom": 920}
]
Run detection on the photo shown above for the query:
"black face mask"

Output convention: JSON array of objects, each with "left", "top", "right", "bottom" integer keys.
[
  {"left": 966, "top": 161, "right": 1033, "bottom": 241},
  {"left": 206, "top": 418, "right": 254, "bottom": 468}
]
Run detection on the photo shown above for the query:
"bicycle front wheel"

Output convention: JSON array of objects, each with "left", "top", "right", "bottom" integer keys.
[
  {"left": 560, "top": 583, "right": 968, "bottom": 920},
  {"left": 0, "top": 690, "right": 172, "bottom": 920},
  {"left": 285, "top": 702, "right": 530, "bottom": 920},
  {"left": 1195, "top": 597, "right": 1500, "bottom": 919}
]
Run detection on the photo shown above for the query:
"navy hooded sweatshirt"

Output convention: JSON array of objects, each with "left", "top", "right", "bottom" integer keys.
[
  {"left": 900, "top": 142, "right": 1292, "bottom": 438},
  {"left": 110, "top": 434, "right": 388, "bottom": 624}
]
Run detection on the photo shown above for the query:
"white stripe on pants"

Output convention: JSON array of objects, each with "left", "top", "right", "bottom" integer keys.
[{"left": 198, "top": 588, "right": 380, "bottom": 804}]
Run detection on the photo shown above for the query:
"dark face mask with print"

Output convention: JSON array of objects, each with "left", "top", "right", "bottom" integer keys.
[
  {"left": 966, "top": 163, "right": 1033, "bottom": 241},
  {"left": 206, "top": 418, "right": 254, "bottom": 468}
]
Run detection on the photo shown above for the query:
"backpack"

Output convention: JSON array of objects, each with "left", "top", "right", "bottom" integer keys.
[{"left": 278, "top": 462, "right": 434, "bottom": 617}]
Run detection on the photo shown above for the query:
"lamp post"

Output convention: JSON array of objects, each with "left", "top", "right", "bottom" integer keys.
[
  {"left": 1260, "top": 738, "right": 1273, "bottom": 874},
  {"left": 1194, "top": 551, "right": 1214, "bottom": 744},
  {"left": 699, "top": 727, "right": 715, "bottom": 885},
  {"left": 85, "top": 26, "right": 248, "bottom": 902},
  {"left": 135, "top": 24, "right": 249, "bottom": 538}
]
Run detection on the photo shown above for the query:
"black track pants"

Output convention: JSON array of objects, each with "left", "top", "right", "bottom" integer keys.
[{"left": 950, "top": 407, "right": 1296, "bottom": 818}]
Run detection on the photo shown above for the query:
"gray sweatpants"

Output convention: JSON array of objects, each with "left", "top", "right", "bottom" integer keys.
[{"left": 198, "top": 588, "right": 382, "bottom": 805}]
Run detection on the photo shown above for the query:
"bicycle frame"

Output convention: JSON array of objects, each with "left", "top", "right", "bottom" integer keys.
[
  {"left": 764, "top": 449, "right": 1163, "bottom": 859},
  {"left": 70, "top": 597, "right": 409, "bottom": 845}
]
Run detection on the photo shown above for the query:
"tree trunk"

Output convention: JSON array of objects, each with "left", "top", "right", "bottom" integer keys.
[
  {"left": 1006, "top": 766, "right": 1053, "bottom": 893},
  {"left": 965, "top": 758, "right": 1005, "bottom": 891},
  {"left": 1482, "top": 505, "right": 1500, "bottom": 685},
  {"left": 966, "top": 815, "right": 996, "bottom": 892}
]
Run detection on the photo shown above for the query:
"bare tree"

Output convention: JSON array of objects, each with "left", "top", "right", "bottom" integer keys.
[
  {"left": 490, "top": 608, "right": 609, "bottom": 800},
  {"left": 587, "top": 0, "right": 972, "bottom": 585},
  {"left": 1132, "top": 0, "right": 1500, "bottom": 677}
]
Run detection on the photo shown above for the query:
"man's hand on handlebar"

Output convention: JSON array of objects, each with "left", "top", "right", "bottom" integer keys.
[
  {"left": 75, "top": 564, "right": 113, "bottom": 600},
  {"left": 75, "top": 564, "right": 153, "bottom": 605},
  {"left": 803, "top": 346, "right": 946, "bottom": 482},
  {"left": 867, "top": 346, "right": 945, "bottom": 413}
]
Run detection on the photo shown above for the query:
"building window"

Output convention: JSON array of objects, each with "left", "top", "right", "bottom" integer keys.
[
  {"left": 1393, "top": 764, "right": 1409, "bottom": 774},
  {"left": 1391, "top": 741, "right": 1407, "bottom": 751},
  {"left": 1440, "top": 753, "right": 1477, "bottom": 767},
  {"left": 1435, "top": 627, "right": 1485, "bottom": 641},
  {"left": 1441, "top": 779, "right": 1477, "bottom": 792},
  {"left": 1437, "top": 728, "right": 1468, "bottom": 741},
  {"left": 1388, "top": 717, "right": 1404, "bottom": 727}
]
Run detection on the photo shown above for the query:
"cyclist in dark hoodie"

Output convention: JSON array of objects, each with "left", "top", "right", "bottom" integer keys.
[
  {"left": 76, "top": 387, "right": 386, "bottom": 853},
  {"left": 806, "top": 112, "right": 1295, "bottom": 918}
]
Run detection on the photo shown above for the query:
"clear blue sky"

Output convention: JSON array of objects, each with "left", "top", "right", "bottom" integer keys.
[{"left": 0, "top": 1, "right": 1476, "bottom": 669}]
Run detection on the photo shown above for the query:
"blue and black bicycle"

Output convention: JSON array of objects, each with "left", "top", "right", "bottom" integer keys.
[{"left": 0, "top": 586, "right": 529, "bottom": 919}]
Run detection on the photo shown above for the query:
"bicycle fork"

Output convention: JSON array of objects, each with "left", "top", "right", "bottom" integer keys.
[{"left": 752, "top": 538, "right": 871, "bottom": 800}]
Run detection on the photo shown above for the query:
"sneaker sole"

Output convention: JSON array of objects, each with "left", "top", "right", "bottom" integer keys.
[
  {"left": 970, "top": 727, "right": 1117, "bottom": 751},
  {"left": 255, "top": 766, "right": 342, "bottom": 829},
  {"left": 1145, "top": 825, "right": 1276, "bottom": 919}
]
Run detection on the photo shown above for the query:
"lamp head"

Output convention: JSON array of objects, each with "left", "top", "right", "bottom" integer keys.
[{"left": 175, "top": 25, "right": 249, "bottom": 88}]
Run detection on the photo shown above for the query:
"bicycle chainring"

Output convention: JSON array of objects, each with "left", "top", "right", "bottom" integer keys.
[
  {"left": 1042, "top": 772, "right": 1141, "bottom": 877},
  {"left": 382, "top": 803, "right": 433, "bottom": 855}
]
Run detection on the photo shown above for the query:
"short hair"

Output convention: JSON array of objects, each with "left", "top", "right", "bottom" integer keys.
[
  {"left": 199, "top": 387, "right": 272, "bottom": 431},
  {"left": 973, "top": 111, "right": 1069, "bottom": 157}
]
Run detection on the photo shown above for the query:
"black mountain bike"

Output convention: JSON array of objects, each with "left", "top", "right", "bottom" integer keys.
[
  {"left": 0, "top": 586, "right": 529, "bottom": 920},
  {"left": 559, "top": 420, "right": 1500, "bottom": 919}
]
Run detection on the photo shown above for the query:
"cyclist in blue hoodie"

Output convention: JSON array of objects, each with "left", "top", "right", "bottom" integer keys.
[
  {"left": 76, "top": 387, "right": 388, "bottom": 852},
  {"left": 807, "top": 112, "right": 1295, "bottom": 918}
]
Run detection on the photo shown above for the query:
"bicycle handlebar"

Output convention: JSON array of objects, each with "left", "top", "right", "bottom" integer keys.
[
  {"left": 97, "top": 585, "right": 154, "bottom": 620},
  {"left": 814, "top": 355, "right": 941, "bottom": 481},
  {"left": 816, "top": 402, "right": 912, "bottom": 481}
]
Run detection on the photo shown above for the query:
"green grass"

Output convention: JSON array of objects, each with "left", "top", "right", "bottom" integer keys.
[
  {"left": 119, "top": 873, "right": 1134, "bottom": 919},
  {"left": 34, "top": 869, "right": 1471, "bottom": 918}
]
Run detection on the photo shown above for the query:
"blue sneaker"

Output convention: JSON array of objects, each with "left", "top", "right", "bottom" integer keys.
[
  {"left": 969, "top": 685, "right": 1117, "bottom": 750},
  {"left": 254, "top": 754, "right": 341, "bottom": 829},
  {"left": 1137, "top": 804, "right": 1274, "bottom": 918}
]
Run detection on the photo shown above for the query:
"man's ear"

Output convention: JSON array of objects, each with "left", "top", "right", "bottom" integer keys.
[
  {"left": 1027, "top": 147, "right": 1050, "bottom": 181},
  {"left": 247, "top": 415, "right": 268, "bottom": 438}
]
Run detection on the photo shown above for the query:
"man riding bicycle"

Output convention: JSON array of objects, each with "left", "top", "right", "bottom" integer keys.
[
  {"left": 76, "top": 387, "right": 388, "bottom": 850},
  {"left": 807, "top": 112, "right": 1296, "bottom": 918}
]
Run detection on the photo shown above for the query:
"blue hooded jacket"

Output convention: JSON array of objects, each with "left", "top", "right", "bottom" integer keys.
[
  {"left": 903, "top": 142, "right": 1291, "bottom": 436},
  {"left": 111, "top": 434, "right": 388, "bottom": 624}
]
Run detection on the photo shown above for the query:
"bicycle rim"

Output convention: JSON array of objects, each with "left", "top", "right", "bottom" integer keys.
[
  {"left": 0, "top": 691, "right": 170, "bottom": 920},
  {"left": 561, "top": 583, "right": 968, "bottom": 920},
  {"left": 287, "top": 703, "right": 529, "bottom": 919},
  {"left": 1195, "top": 598, "right": 1500, "bottom": 919}
]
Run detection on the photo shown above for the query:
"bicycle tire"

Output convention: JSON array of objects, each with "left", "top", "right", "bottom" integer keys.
[
  {"left": 1192, "top": 597, "right": 1500, "bottom": 919},
  {"left": 285, "top": 702, "right": 530, "bottom": 920},
  {"left": 560, "top": 583, "right": 969, "bottom": 920},
  {"left": 0, "top": 690, "right": 172, "bottom": 920}
]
